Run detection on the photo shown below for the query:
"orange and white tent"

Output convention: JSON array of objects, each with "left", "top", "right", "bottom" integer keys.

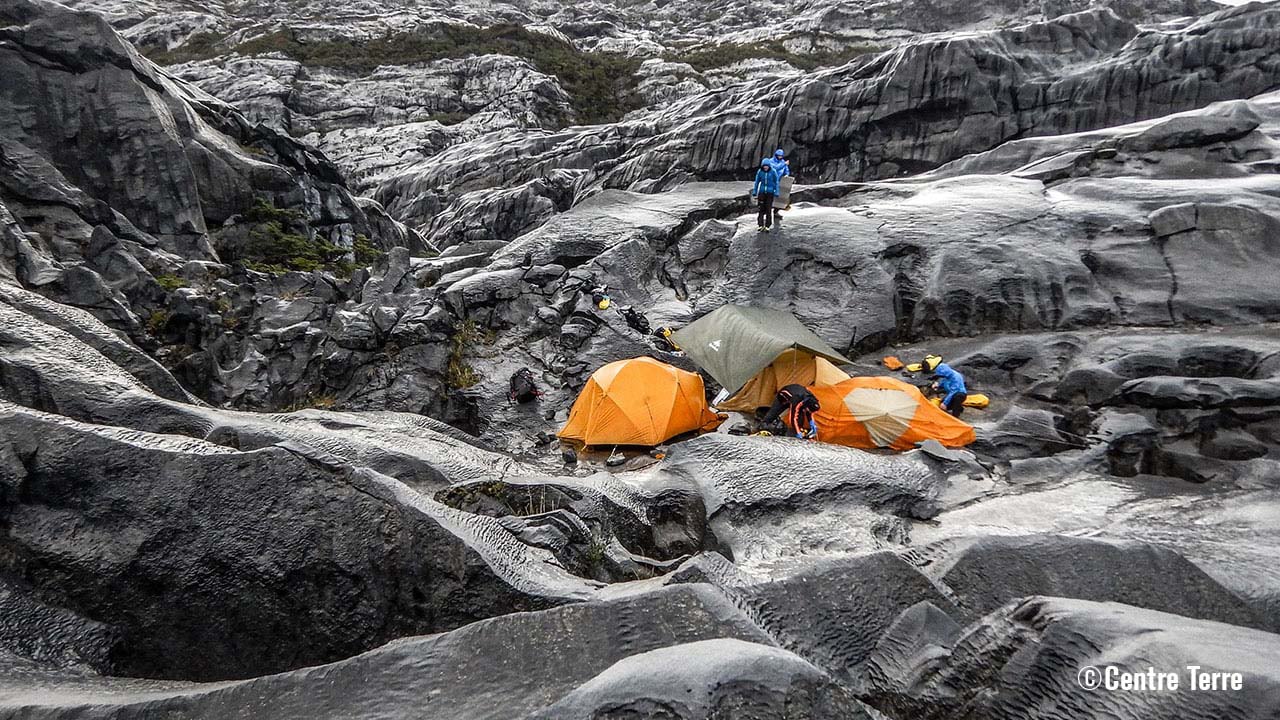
[
  {"left": 809, "top": 376, "right": 976, "bottom": 451},
  {"left": 558, "top": 357, "right": 724, "bottom": 447}
]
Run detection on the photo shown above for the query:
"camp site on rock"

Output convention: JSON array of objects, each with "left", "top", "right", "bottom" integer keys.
[
  {"left": 555, "top": 305, "right": 979, "bottom": 453},
  {"left": 4, "top": 0, "right": 1280, "bottom": 717}
]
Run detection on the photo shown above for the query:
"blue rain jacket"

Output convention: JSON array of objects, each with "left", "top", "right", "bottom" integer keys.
[
  {"left": 765, "top": 156, "right": 790, "bottom": 177},
  {"left": 933, "top": 362, "right": 968, "bottom": 405},
  {"left": 752, "top": 166, "right": 780, "bottom": 196}
]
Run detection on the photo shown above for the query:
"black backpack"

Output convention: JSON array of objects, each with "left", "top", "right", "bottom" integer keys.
[
  {"left": 778, "top": 385, "right": 820, "bottom": 412},
  {"left": 508, "top": 367, "right": 541, "bottom": 404},
  {"left": 619, "top": 305, "right": 651, "bottom": 335}
]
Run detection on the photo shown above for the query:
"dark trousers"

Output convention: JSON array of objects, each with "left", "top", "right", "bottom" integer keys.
[
  {"left": 757, "top": 192, "right": 775, "bottom": 227},
  {"left": 943, "top": 393, "right": 967, "bottom": 417}
]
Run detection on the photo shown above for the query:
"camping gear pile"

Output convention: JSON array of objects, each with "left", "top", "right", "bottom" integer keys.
[
  {"left": 557, "top": 304, "right": 980, "bottom": 452},
  {"left": 886, "top": 356, "right": 990, "bottom": 408}
]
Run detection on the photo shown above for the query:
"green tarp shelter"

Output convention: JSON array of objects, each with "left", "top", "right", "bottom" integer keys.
[{"left": 672, "top": 305, "right": 852, "bottom": 393}]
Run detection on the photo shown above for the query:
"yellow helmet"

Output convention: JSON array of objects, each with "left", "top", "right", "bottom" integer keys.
[
  {"left": 922, "top": 354, "right": 943, "bottom": 372},
  {"left": 597, "top": 298, "right": 611, "bottom": 310}
]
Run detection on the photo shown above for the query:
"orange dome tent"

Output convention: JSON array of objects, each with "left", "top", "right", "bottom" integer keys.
[
  {"left": 558, "top": 357, "right": 724, "bottom": 447},
  {"left": 809, "top": 376, "right": 976, "bottom": 451}
]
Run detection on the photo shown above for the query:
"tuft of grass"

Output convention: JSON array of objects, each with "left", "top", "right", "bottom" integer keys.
[
  {"left": 446, "top": 320, "right": 492, "bottom": 389},
  {"left": 155, "top": 274, "right": 187, "bottom": 291},
  {"left": 284, "top": 393, "right": 338, "bottom": 411},
  {"left": 583, "top": 537, "right": 607, "bottom": 566},
  {"left": 146, "top": 310, "right": 170, "bottom": 336},
  {"left": 214, "top": 296, "right": 239, "bottom": 329}
]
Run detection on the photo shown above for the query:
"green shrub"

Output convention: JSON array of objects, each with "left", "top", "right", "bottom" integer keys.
[
  {"left": 203, "top": 25, "right": 642, "bottom": 124},
  {"left": 244, "top": 198, "right": 304, "bottom": 225},
  {"left": 353, "top": 234, "right": 385, "bottom": 265},
  {"left": 669, "top": 41, "right": 880, "bottom": 73},
  {"left": 141, "top": 32, "right": 226, "bottom": 65},
  {"left": 235, "top": 199, "right": 347, "bottom": 275},
  {"left": 245, "top": 222, "right": 331, "bottom": 273},
  {"left": 428, "top": 111, "right": 471, "bottom": 126}
]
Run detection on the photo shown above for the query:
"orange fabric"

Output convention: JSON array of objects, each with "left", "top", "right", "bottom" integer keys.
[
  {"left": 882, "top": 356, "right": 904, "bottom": 370},
  {"left": 810, "top": 376, "right": 976, "bottom": 451},
  {"left": 717, "top": 349, "right": 851, "bottom": 412},
  {"left": 559, "top": 357, "right": 724, "bottom": 447}
]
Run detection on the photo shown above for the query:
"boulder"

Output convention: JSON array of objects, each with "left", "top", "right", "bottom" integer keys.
[
  {"left": 906, "top": 534, "right": 1268, "bottom": 630},
  {"left": 661, "top": 432, "right": 947, "bottom": 520},
  {"left": 0, "top": 0, "right": 419, "bottom": 259},
  {"left": 863, "top": 596, "right": 1280, "bottom": 720},
  {"left": 0, "top": 403, "right": 594, "bottom": 681},
  {"left": 0, "top": 585, "right": 781, "bottom": 719},
  {"left": 528, "top": 639, "right": 869, "bottom": 719}
]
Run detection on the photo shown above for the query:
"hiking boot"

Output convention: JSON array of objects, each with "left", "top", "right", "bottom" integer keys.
[
  {"left": 757, "top": 225, "right": 766, "bottom": 232},
  {"left": 762, "top": 226, "right": 771, "bottom": 232}
]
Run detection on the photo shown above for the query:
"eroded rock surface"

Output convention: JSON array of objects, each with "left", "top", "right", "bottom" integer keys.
[{"left": 1, "top": 1, "right": 1278, "bottom": 717}]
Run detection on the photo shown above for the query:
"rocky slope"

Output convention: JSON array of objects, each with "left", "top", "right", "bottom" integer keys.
[
  {"left": 66, "top": 0, "right": 1221, "bottom": 195},
  {"left": 162, "top": 53, "right": 577, "bottom": 195},
  {"left": 2, "top": 0, "right": 1280, "bottom": 718},
  {"left": 380, "top": 3, "right": 1280, "bottom": 236},
  {"left": 66, "top": 0, "right": 1221, "bottom": 56}
]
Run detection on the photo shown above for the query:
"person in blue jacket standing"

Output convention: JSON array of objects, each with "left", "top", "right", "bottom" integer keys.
[
  {"left": 767, "top": 148, "right": 793, "bottom": 211},
  {"left": 751, "top": 160, "right": 780, "bottom": 231},
  {"left": 923, "top": 354, "right": 968, "bottom": 416},
  {"left": 766, "top": 148, "right": 790, "bottom": 179}
]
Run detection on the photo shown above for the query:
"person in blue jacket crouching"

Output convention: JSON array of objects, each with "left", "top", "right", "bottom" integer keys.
[{"left": 923, "top": 354, "right": 968, "bottom": 417}]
